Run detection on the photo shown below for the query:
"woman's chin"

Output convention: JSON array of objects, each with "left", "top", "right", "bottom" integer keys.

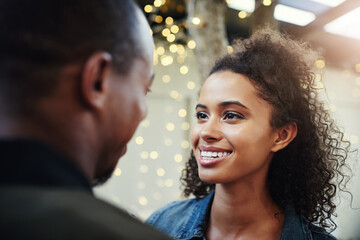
[{"left": 199, "top": 171, "right": 221, "bottom": 184}]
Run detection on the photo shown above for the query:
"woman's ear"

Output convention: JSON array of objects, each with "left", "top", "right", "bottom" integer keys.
[{"left": 271, "top": 122, "right": 298, "bottom": 152}]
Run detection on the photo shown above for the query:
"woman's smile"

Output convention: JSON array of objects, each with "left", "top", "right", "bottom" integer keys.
[{"left": 198, "top": 146, "right": 233, "bottom": 167}]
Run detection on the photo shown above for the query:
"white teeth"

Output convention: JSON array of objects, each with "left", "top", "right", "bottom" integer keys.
[{"left": 200, "top": 151, "right": 230, "bottom": 158}]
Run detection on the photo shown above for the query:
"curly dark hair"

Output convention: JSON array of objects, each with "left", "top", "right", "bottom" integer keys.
[{"left": 181, "top": 28, "right": 351, "bottom": 231}]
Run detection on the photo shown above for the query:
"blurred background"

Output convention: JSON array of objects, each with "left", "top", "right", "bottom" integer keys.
[{"left": 95, "top": 0, "right": 360, "bottom": 239}]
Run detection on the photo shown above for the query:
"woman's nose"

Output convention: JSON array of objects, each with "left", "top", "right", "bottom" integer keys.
[{"left": 199, "top": 118, "right": 222, "bottom": 142}]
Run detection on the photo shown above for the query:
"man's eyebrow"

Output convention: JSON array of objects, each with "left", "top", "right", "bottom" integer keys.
[
  {"left": 219, "top": 101, "right": 248, "bottom": 109},
  {"left": 195, "top": 104, "right": 207, "bottom": 110}
]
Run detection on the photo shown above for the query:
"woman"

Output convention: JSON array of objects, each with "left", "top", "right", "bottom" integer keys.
[{"left": 146, "top": 29, "right": 350, "bottom": 240}]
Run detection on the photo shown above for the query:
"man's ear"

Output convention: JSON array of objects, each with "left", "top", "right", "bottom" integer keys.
[
  {"left": 271, "top": 122, "right": 298, "bottom": 152},
  {"left": 81, "top": 52, "right": 112, "bottom": 109}
]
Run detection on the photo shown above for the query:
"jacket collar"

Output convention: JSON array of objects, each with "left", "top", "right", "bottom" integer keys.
[
  {"left": 177, "top": 191, "right": 214, "bottom": 239},
  {"left": 179, "top": 191, "right": 313, "bottom": 240},
  {"left": 280, "top": 205, "right": 313, "bottom": 240}
]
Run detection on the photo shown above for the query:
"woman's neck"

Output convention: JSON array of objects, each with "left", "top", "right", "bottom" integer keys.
[{"left": 206, "top": 181, "right": 284, "bottom": 240}]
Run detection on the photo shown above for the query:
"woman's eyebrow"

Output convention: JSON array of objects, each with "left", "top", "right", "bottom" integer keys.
[
  {"left": 195, "top": 101, "right": 248, "bottom": 110},
  {"left": 195, "top": 104, "right": 207, "bottom": 110},
  {"left": 219, "top": 100, "right": 248, "bottom": 109}
]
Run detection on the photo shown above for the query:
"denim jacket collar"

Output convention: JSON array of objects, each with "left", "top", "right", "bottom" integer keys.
[
  {"left": 280, "top": 205, "right": 313, "bottom": 240},
  {"left": 147, "top": 190, "right": 336, "bottom": 240},
  {"left": 178, "top": 191, "right": 214, "bottom": 239},
  {"left": 175, "top": 191, "right": 314, "bottom": 240}
]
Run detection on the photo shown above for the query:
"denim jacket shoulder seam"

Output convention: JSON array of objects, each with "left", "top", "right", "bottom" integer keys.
[
  {"left": 301, "top": 217, "right": 336, "bottom": 240},
  {"left": 310, "top": 225, "right": 337, "bottom": 240}
]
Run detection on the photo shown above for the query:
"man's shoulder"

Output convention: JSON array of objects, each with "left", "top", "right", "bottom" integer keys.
[{"left": 0, "top": 186, "right": 171, "bottom": 240}]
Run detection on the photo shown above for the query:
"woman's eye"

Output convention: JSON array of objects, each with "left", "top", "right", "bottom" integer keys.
[
  {"left": 223, "top": 112, "right": 243, "bottom": 120},
  {"left": 195, "top": 112, "right": 208, "bottom": 119}
]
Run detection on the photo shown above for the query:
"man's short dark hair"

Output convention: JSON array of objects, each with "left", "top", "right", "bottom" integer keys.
[{"left": 0, "top": 0, "right": 142, "bottom": 114}]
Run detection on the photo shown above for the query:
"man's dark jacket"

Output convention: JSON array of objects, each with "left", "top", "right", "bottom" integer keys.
[{"left": 0, "top": 139, "right": 171, "bottom": 240}]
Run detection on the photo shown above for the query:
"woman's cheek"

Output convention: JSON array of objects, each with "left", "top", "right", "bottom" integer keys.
[{"left": 190, "top": 125, "right": 200, "bottom": 150}]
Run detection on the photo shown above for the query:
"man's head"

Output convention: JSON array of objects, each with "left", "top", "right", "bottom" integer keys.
[
  {"left": 0, "top": 0, "right": 154, "bottom": 183},
  {"left": 0, "top": 0, "right": 150, "bottom": 111}
]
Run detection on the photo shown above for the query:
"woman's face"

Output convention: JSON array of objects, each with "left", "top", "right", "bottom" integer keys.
[{"left": 190, "top": 70, "right": 280, "bottom": 185}]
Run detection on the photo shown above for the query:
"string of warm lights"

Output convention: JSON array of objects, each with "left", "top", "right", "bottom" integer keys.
[{"left": 95, "top": 0, "right": 360, "bottom": 220}]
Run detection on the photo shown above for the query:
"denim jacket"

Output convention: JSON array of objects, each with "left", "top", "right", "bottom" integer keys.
[{"left": 146, "top": 191, "right": 336, "bottom": 240}]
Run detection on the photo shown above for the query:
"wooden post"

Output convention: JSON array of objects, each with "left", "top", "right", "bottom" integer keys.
[
  {"left": 251, "top": 0, "right": 278, "bottom": 32},
  {"left": 187, "top": 0, "right": 228, "bottom": 84}
]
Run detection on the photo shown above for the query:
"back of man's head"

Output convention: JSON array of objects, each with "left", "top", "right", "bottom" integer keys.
[{"left": 0, "top": 0, "right": 142, "bottom": 115}]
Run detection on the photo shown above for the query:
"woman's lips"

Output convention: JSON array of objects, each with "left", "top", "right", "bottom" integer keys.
[
  {"left": 198, "top": 148, "right": 232, "bottom": 167},
  {"left": 199, "top": 146, "right": 231, "bottom": 152}
]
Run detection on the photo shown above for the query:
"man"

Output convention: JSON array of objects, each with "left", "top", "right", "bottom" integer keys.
[{"left": 0, "top": 0, "right": 171, "bottom": 239}]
